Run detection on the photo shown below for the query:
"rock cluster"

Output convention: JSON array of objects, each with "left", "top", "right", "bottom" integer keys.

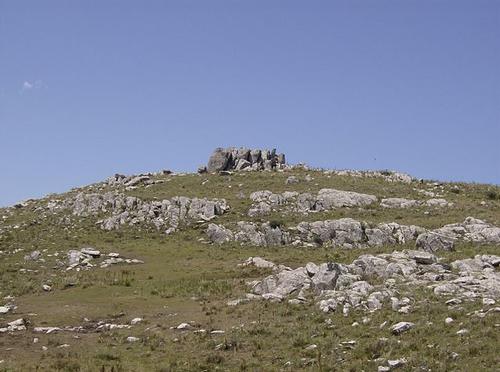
[
  {"left": 0, "top": 318, "right": 26, "bottom": 333},
  {"left": 381, "top": 197, "right": 453, "bottom": 209},
  {"left": 248, "top": 189, "right": 378, "bottom": 217},
  {"left": 207, "top": 217, "right": 500, "bottom": 252},
  {"left": 248, "top": 190, "right": 452, "bottom": 217},
  {"left": 237, "top": 250, "right": 500, "bottom": 314},
  {"left": 66, "top": 248, "right": 143, "bottom": 271},
  {"left": 60, "top": 192, "right": 229, "bottom": 233},
  {"left": 416, "top": 217, "right": 500, "bottom": 252},
  {"left": 206, "top": 147, "right": 286, "bottom": 173},
  {"left": 32, "top": 316, "right": 143, "bottom": 335},
  {"left": 325, "top": 169, "right": 414, "bottom": 183}
]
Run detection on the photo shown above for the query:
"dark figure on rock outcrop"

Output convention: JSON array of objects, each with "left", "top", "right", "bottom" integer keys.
[{"left": 206, "top": 147, "right": 286, "bottom": 173}]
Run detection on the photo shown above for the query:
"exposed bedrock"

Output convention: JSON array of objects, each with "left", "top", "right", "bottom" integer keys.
[
  {"left": 206, "top": 217, "right": 500, "bottom": 252},
  {"left": 235, "top": 250, "right": 500, "bottom": 314},
  {"left": 206, "top": 147, "right": 286, "bottom": 173}
]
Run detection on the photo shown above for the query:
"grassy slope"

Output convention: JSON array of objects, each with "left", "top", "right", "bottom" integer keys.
[{"left": 0, "top": 169, "right": 499, "bottom": 371}]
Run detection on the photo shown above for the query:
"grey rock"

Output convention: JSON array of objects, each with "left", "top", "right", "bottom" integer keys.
[
  {"left": 235, "top": 159, "right": 251, "bottom": 171},
  {"left": 390, "top": 321, "right": 414, "bottom": 335},
  {"left": 207, "top": 148, "right": 232, "bottom": 172},
  {"left": 206, "top": 224, "right": 234, "bottom": 244},
  {"left": 67, "top": 250, "right": 82, "bottom": 265},
  {"left": 407, "top": 250, "right": 437, "bottom": 265},
  {"left": 240, "top": 257, "right": 276, "bottom": 269},
  {"left": 207, "top": 147, "right": 286, "bottom": 173},
  {"left": 311, "top": 263, "right": 342, "bottom": 290},
  {"left": 381, "top": 198, "right": 418, "bottom": 209},
  {"left": 425, "top": 198, "right": 452, "bottom": 207},
  {"left": 315, "top": 189, "right": 377, "bottom": 210},
  {"left": 80, "top": 248, "right": 101, "bottom": 257},
  {"left": 416, "top": 232, "right": 455, "bottom": 252},
  {"left": 25, "top": 250, "right": 41, "bottom": 261},
  {"left": 286, "top": 176, "right": 299, "bottom": 185},
  {"left": 252, "top": 267, "right": 309, "bottom": 297},
  {"left": 124, "top": 176, "right": 150, "bottom": 187}
]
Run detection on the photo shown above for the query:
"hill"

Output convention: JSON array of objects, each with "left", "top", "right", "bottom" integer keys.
[{"left": 0, "top": 148, "right": 499, "bottom": 371}]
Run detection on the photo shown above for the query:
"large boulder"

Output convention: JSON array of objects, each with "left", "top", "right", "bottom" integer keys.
[
  {"left": 315, "top": 189, "right": 377, "bottom": 210},
  {"left": 416, "top": 232, "right": 455, "bottom": 252},
  {"left": 206, "top": 224, "right": 234, "bottom": 244},
  {"left": 207, "top": 148, "right": 232, "bottom": 172}
]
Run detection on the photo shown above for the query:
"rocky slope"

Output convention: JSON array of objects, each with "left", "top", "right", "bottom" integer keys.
[{"left": 0, "top": 148, "right": 499, "bottom": 371}]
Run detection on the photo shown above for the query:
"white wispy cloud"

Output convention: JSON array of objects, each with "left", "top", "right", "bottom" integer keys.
[
  {"left": 22, "top": 81, "right": 34, "bottom": 90},
  {"left": 20, "top": 80, "right": 43, "bottom": 93}
]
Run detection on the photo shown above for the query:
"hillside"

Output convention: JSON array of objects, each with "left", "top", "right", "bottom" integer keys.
[{"left": 0, "top": 147, "right": 499, "bottom": 371}]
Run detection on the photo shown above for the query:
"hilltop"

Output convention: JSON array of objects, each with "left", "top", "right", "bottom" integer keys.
[{"left": 0, "top": 147, "right": 499, "bottom": 371}]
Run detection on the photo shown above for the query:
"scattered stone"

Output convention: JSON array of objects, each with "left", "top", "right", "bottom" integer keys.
[
  {"left": 456, "top": 329, "right": 469, "bottom": 336},
  {"left": 127, "top": 336, "right": 140, "bottom": 343},
  {"left": 80, "top": 248, "right": 101, "bottom": 257},
  {"left": 304, "top": 344, "right": 317, "bottom": 351},
  {"left": 387, "top": 358, "right": 407, "bottom": 369},
  {"left": 176, "top": 323, "right": 191, "bottom": 330},
  {"left": 227, "top": 298, "right": 250, "bottom": 306},
  {"left": 42, "top": 284, "right": 52, "bottom": 292},
  {"left": 286, "top": 176, "right": 299, "bottom": 185},
  {"left": 446, "top": 298, "right": 462, "bottom": 306},
  {"left": 381, "top": 198, "right": 419, "bottom": 209},
  {"left": 24, "top": 250, "right": 41, "bottom": 261},
  {"left": 445, "top": 317, "right": 454, "bottom": 324},
  {"left": 33, "top": 327, "right": 62, "bottom": 334},
  {"left": 0, "top": 318, "right": 26, "bottom": 333},
  {"left": 390, "top": 322, "right": 414, "bottom": 335},
  {"left": 483, "top": 298, "right": 496, "bottom": 306},
  {"left": 130, "top": 318, "right": 142, "bottom": 325},
  {"left": 239, "top": 257, "right": 276, "bottom": 269}
]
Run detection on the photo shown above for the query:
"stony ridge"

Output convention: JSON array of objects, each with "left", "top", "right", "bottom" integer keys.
[
  {"left": 47, "top": 192, "right": 229, "bottom": 233},
  {"left": 206, "top": 217, "right": 500, "bottom": 252},
  {"left": 234, "top": 250, "right": 500, "bottom": 314}
]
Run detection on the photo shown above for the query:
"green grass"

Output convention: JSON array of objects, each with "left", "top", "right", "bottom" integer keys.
[{"left": 0, "top": 169, "right": 499, "bottom": 371}]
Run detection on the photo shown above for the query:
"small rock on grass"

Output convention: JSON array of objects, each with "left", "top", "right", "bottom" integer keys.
[
  {"left": 391, "top": 321, "right": 414, "bottom": 335},
  {"left": 483, "top": 298, "right": 496, "bottom": 306},
  {"left": 175, "top": 323, "right": 191, "bottom": 330}
]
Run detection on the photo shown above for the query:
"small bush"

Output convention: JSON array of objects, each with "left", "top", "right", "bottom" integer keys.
[
  {"left": 486, "top": 190, "right": 499, "bottom": 200},
  {"left": 269, "top": 220, "right": 284, "bottom": 229}
]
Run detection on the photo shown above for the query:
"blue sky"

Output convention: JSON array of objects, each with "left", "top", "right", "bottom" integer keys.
[{"left": 1, "top": 1, "right": 499, "bottom": 206}]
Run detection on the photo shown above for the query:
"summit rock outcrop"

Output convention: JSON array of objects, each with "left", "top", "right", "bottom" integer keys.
[{"left": 206, "top": 147, "right": 286, "bottom": 172}]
